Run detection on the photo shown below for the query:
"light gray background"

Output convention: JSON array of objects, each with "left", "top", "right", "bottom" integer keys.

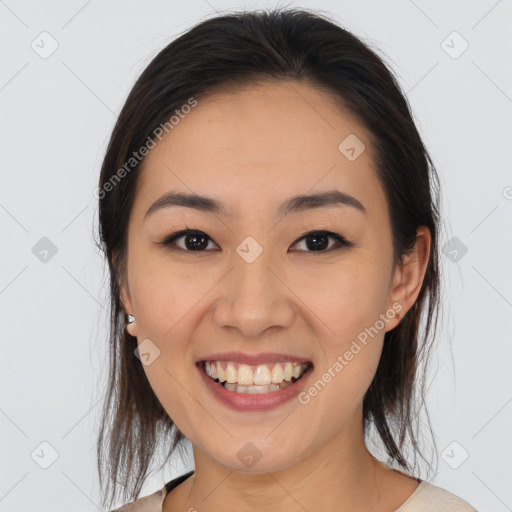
[{"left": 1, "top": 0, "right": 511, "bottom": 510}]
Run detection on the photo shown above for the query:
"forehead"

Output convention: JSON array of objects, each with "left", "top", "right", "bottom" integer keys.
[{"left": 133, "top": 80, "right": 386, "bottom": 220}]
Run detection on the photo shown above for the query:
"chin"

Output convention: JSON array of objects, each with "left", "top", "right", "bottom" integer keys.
[{"left": 204, "top": 439, "right": 304, "bottom": 474}]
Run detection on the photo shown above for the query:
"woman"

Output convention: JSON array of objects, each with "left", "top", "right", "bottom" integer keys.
[{"left": 96, "top": 8, "right": 478, "bottom": 511}]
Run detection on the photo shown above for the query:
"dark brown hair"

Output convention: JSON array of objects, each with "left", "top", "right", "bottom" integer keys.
[{"left": 95, "top": 7, "right": 441, "bottom": 510}]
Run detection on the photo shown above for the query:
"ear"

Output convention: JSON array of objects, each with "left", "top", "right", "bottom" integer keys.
[
  {"left": 385, "top": 226, "right": 431, "bottom": 332},
  {"left": 120, "top": 281, "right": 138, "bottom": 338}
]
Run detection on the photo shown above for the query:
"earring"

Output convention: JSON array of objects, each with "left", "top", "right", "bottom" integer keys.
[{"left": 126, "top": 314, "right": 136, "bottom": 336}]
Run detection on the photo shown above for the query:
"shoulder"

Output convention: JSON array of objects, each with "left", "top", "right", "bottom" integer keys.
[
  {"left": 397, "top": 480, "right": 478, "bottom": 511},
  {"left": 108, "top": 471, "right": 194, "bottom": 512},
  {"left": 109, "top": 485, "right": 166, "bottom": 512}
]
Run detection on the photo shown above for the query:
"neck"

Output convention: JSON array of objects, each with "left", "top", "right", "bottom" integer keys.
[{"left": 164, "top": 407, "right": 418, "bottom": 512}]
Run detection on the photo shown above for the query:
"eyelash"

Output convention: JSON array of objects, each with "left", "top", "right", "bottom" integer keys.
[{"left": 158, "top": 228, "right": 354, "bottom": 254}]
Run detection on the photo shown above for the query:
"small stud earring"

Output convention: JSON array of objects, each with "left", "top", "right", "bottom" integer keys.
[{"left": 126, "top": 314, "right": 136, "bottom": 336}]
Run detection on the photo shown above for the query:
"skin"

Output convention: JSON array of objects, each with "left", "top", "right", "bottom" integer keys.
[{"left": 119, "top": 80, "right": 431, "bottom": 511}]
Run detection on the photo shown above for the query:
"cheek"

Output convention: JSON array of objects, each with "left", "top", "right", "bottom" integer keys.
[
  {"left": 301, "top": 259, "right": 389, "bottom": 346},
  {"left": 299, "top": 259, "right": 390, "bottom": 412},
  {"left": 297, "top": 268, "right": 388, "bottom": 433},
  {"left": 140, "top": 363, "right": 200, "bottom": 437},
  {"left": 128, "top": 251, "right": 205, "bottom": 337}
]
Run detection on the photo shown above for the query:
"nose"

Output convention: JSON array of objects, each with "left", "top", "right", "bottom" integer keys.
[{"left": 212, "top": 248, "right": 296, "bottom": 339}]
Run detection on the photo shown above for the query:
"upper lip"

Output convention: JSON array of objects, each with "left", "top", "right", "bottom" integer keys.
[{"left": 198, "top": 352, "right": 312, "bottom": 366}]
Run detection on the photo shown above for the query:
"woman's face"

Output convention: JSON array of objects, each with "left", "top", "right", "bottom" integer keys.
[{"left": 120, "top": 80, "right": 426, "bottom": 473}]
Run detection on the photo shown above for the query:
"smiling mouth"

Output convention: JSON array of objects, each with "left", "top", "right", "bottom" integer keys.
[{"left": 199, "top": 360, "right": 313, "bottom": 394}]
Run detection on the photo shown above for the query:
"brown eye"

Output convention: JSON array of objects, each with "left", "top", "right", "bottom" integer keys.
[
  {"left": 161, "top": 230, "right": 219, "bottom": 251},
  {"left": 289, "top": 231, "right": 353, "bottom": 253},
  {"left": 159, "top": 229, "right": 353, "bottom": 254}
]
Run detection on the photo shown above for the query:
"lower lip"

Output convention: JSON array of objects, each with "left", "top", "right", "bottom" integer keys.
[{"left": 197, "top": 362, "right": 312, "bottom": 412}]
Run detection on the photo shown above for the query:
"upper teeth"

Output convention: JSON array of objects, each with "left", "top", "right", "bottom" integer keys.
[{"left": 205, "top": 361, "right": 308, "bottom": 385}]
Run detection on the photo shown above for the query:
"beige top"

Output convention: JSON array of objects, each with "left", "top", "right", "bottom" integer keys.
[{"left": 112, "top": 472, "right": 478, "bottom": 511}]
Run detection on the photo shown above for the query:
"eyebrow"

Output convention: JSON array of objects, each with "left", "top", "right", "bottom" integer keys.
[{"left": 144, "top": 189, "right": 366, "bottom": 221}]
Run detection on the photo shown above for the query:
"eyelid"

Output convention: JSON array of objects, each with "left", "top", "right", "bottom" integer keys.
[
  {"left": 159, "top": 229, "right": 220, "bottom": 250},
  {"left": 159, "top": 228, "right": 354, "bottom": 253},
  {"left": 289, "top": 230, "right": 353, "bottom": 249}
]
